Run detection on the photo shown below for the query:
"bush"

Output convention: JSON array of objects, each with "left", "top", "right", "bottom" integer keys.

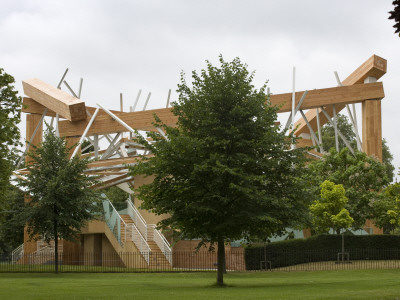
[{"left": 245, "top": 234, "right": 400, "bottom": 270}]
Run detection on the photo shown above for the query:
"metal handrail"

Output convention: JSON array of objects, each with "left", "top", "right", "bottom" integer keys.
[
  {"left": 126, "top": 199, "right": 148, "bottom": 240},
  {"left": 11, "top": 244, "right": 24, "bottom": 264},
  {"left": 129, "top": 223, "right": 150, "bottom": 264},
  {"left": 150, "top": 225, "right": 172, "bottom": 265}
]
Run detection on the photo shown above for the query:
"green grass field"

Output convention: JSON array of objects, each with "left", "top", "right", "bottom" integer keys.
[{"left": 0, "top": 270, "right": 400, "bottom": 300}]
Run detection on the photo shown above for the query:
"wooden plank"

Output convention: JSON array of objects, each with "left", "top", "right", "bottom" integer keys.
[
  {"left": 294, "top": 55, "right": 387, "bottom": 136},
  {"left": 58, "top": 83, "right": 383, "bottom": 137},
  {"left": 22, "top": 97, "right": 125, "bottom": 118},
  {"left": 270, "top": 82, "right": 384, "bottom": 113},
  {"left": 59, "top": 108, "right": 178, "bottom": 137},
  {"left": 22, "top": 78, "right": 87, "bottom": 121}
]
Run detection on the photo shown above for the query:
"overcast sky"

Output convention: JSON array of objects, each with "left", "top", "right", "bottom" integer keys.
[{"left": 2, "top": 0, "right": 400, "bottom": 179}]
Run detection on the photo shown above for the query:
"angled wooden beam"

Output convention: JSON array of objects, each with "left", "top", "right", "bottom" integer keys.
[
  {"left": 342, "top": 55, "right": 387, "bottom": 86},
  {"left": 293, "top": 55, "right": 387, "bottom": 136},
  {"left": 22, "top": 78, "right": 87, "bottom": 121}
]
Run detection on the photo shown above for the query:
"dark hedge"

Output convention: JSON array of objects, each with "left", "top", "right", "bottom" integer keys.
[{"left": 245, "top": 234, "right": 400, "bottom": 270}]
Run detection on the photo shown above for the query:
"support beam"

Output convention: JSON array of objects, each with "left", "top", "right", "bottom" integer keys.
[
  {"left": 22, "top": 78, "right": 87, "bottom": 121},
  {"left": 57, "top": 83, "right": 383, "bottom": 137},
  {"left": 362, "top": 100, "right": 382, "bottom": 161},
  {"left": 59, "top": 107, "right": 178, "bottom": 137},
  {"left": 270, "top": 82, "right": 384, "bottom": 113}
]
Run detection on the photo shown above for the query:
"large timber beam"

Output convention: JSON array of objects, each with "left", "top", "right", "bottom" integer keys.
[
  {"left": 269, "top": 82, "right": 384, "bottom": 113},
  {"left": 293, "top": 55, "right": 387, "bottom": 136},
  {"left": 22, "top": 78, "right": 87, "bottom": 121},
  {"left": 58, "top": 108, "right": 178, "bottom": 137},
  {"left": 57, "top": 83, "right": 383, "bottom": 137}
]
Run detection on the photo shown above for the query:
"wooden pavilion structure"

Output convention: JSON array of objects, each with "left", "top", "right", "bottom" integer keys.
[{"left": 12, "top": 54, "right": 387, "bottom": 269}]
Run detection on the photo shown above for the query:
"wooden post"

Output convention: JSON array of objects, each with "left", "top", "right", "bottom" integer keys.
[
  {"left": 23, "top": 114, "right": 43, "bottom": 256},
  {"left": 362, "top": 76, "right": 383, "bottom": 234},
  {"left": 362, "top": 96, "right": 383, "bottom": 161}
]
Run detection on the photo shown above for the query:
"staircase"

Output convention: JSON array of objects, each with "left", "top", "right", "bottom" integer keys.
[
  {"left": 101, "top": 197, "right": 172, "bottom": 268},
  {"left": 29, "top": 239, "right": 63, "bottom": 265},
  {"left": 120, "top": 214, "right": 171, "bottom": 269}
]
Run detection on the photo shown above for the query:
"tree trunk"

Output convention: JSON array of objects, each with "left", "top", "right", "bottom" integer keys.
[
  {"left": 217, "top": 233, "right": 225, "bottom": 286},
  {"left": 54, "top": 220, "right": 58, "bottom": 274}
]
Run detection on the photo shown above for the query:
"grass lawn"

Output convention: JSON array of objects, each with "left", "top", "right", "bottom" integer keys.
[{"left": 0, "top": 270, "right": 400, "bottom": 300}]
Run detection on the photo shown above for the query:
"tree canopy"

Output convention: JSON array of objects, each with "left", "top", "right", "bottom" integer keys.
[
  {"left": 305, "top": 148, "right": 389, "bottom": 230},
  {"left": 319, "top": 113, "right": 395, "bottom": 182},
  {"left": 19, "top": 127, "right": 100, "bottom": 273},
  {"left": 0, "top": 186, "right": 24, "bottom": 255},
  {"left": 131, "top": 56, "right": 310, "bottom": 285},
  {"left": 373, "top": 182, "right": 400, "bottom": 233}
]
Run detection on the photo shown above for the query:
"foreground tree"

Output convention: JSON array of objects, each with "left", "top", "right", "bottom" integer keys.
[
  {"left": 305, "top": 148, "right": 389, "bottom": 230},
  {"left": 19, "top": 127, "right": 100, "bottom": 273},
  {"left": 0, "top": 68, "right": 22, "bottom": 203},
  {"left": 131, "top": 56, "right": 309, "bottom": 285}
]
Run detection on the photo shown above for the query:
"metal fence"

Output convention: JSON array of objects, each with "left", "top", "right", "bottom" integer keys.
[
  {"left": 2, "top": 249, "right": 400, "bottom": 273},
  {"left": 0, "top": 251, "right": 245, "bottom": 273}
]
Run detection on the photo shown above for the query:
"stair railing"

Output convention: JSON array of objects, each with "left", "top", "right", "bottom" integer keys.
[
  {"left": 149, "top": 224, "right": 172, "bottom": 265},
  {"left": 126, "top": 199, "right": 148, "bottom": 240},
  {"left": 11, "top": 243, "right": 24, "bottom": 264},
  {"left": 128, "top": 223, "right": 151, "bottom": 264}
]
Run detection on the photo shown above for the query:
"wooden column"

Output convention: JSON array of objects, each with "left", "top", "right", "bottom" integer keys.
[
  {"left": 362, "top": 99, "right": 382, "bottom": 162},
  {"left": 23, "top": 114, "right": 43, "bottom": 255},
  {"left": 361, "top": 77, "right": 383, "bottom": 234}
]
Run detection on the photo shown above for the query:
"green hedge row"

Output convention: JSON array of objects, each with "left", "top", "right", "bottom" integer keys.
[{"left": 244, "top": 234, "right": 400, "bottom": 270}]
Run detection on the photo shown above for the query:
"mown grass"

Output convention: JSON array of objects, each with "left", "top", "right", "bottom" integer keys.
[{"left": 1, "top": 269, "right": 400, "bottom": 299}]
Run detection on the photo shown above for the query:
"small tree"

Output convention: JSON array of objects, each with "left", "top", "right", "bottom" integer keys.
[
  {"left": 310, "top": 180, "right": 354, "bottom": 235},
  {"left": 305, "top": 148, "right": 389, "bottom": 229},
  {"left": 19, "top": 127, "right": 100, "bottom": 273},
  {"left": 132, "top": 56, "right": 310, "bottom": 285},
  {"left": 310, "top": 180, "right": 353, "bottom": 259}
]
